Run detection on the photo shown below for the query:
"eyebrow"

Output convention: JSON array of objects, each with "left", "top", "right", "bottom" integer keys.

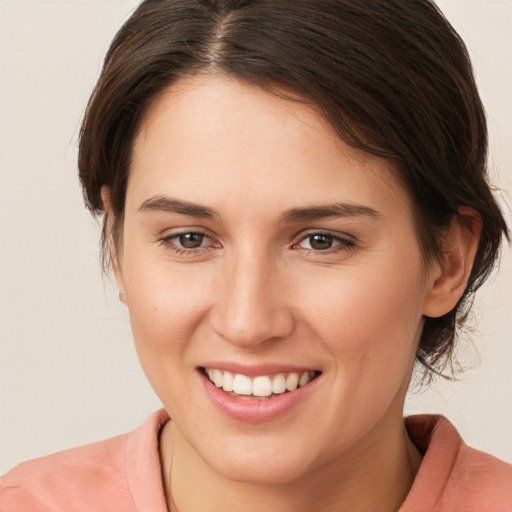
[
  {"left": 138, "top": 195, "right": 218, "bottom": 220},
  {"left": 138, "top": 195, "right": 381, "bottom": 223},
  {"left": 280, "top": 203, "right": 381, "bottom": 223}
]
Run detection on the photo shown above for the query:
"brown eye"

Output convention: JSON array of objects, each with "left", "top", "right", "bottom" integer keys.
[
  {"left": 308, "top": 234, "right": 334, "bottom": 250},
  {"left": 158, "top": 230, "right": 220, "bottom": 256},
  {"left": 295, "top": 232, "right": 354, "bottom": 253},
  {"left": 178, "top": 233, "right": 205, "bottom": 249}
]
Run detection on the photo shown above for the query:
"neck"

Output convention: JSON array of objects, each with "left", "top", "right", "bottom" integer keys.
[{"left": 159, "top": 414, "right": 422, "bottom": 512}]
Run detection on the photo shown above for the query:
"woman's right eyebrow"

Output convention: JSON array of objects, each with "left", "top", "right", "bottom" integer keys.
[
  {"left": 138, "top": 195, "right": 381, "bottom": 224},
  {"left": 138, "top": 195, "right": 219, "bottom": 220}
]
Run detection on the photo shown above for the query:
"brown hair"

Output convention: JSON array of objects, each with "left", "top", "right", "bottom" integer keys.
[{"left": 78, "top": 0, "right": 509, "bottom": 376}]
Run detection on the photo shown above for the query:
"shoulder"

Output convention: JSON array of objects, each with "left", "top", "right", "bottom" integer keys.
[
  {"left": 0, "top": 410, "right": 170, "bottom": 512},
  {"left": 0, "top": 432, "right": 132, "bottom": 512},
  {"left": 402, "top": 414, "right": 512, "bottom": 511},
  {"left": 446, "top": 441, "right": 512, "bottom": 508}
]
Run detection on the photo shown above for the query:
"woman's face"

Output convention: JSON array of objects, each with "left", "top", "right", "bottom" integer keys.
[{"left": 115, "top": 75, "right": 439, "bottom": 483}]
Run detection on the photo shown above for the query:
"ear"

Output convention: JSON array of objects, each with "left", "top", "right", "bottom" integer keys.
[
  {"left": 100, "top": 186, "right": 126, "bottom": 305},
  {"left": 422, "top": 207, "right": 482, "bottom": 318}
]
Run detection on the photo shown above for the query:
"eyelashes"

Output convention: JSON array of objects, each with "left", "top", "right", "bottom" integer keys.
[
  {"left": 157, "top": 229, "right": 356, "bottom": 257},
  {"left": 157, "top": 230, "right": 219, "bottom": 256},
  {"left": 293, "top": 232, "right": 355, "bottom": 252}
]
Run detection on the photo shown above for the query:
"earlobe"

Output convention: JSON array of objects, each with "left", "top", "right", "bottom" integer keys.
[
  {"left": 422, "top": 207, "right": 482, "bottom": 318},
  {"left": 100, "top": 186, "right": 127, "bottom": 305},
  {"left": 100, "top": 186, "right": 113, "bottom": 212}
]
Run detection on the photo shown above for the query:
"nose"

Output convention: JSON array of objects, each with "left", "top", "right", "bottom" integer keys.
[{"left": 209, "top": 251, "right": 295, "bottom": 348}]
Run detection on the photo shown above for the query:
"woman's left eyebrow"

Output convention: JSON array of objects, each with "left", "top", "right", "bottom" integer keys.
[
  {"left": 137, "top": 196, "right": 381, "bottom": 223},
  {"left": 279, "top": 203, "right": 382, "bottom": 223}
]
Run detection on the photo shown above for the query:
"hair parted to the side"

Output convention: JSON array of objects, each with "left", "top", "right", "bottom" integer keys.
[{"left": 78, "top": 0, "right": 509, "bottom": 378}]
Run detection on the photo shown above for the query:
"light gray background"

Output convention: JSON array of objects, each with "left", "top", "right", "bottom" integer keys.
[{"left": 1, "top": 0, "right": 511, "bottom": 474}]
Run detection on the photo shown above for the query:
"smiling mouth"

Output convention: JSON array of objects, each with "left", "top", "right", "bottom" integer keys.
[{"left": 201, "top": 367, "right": 321, "bottom": 400}]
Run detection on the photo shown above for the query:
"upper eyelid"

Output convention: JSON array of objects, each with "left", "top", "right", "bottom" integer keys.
[
  {"left": 158, "top": 228, "right": 352, "bottom": 238},
  {"left": 158, "top": 227, "right": 213, "bottom": 240},
  {"left": 294, "top": 229, "right": 356, "bottom": 243},
  {"left": 156, "top": 230, "right": 212, "bottom": 249}
]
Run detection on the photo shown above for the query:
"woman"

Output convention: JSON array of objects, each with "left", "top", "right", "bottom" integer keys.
[{"left": 1, "top": 0, "right": 511, "bottom": 510}]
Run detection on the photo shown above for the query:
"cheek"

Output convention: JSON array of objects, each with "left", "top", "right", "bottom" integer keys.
[
  {"left": 121, "top": 254, "right": 214, "bottom": 375},
  {"left": 292, "top": 259, "right": 425, "bottom": 448},
  {"left": 300, "top": 257, "right": 424, "bottom": 380}
]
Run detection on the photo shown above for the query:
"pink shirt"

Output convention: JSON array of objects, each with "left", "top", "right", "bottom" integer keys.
[{"left": 1, "top": 410, "right": 511, "bottom": 511}]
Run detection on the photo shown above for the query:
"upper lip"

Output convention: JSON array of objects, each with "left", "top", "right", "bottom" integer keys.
[{"left": 199, "top": 361, "right": 320, "bottom": 377}]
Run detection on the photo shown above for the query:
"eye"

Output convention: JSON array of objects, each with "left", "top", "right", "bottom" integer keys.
[
  {"left": 158, "top": 230, "right": 219, "bottom": 254},
  {"left": 295, "top": 232, "right": 354, "bottom": 253},
  {"left": 176, "top": 232, "right": 208, "bottom": 249},
  {"left": 303, "top": 233, "right": 335, "bottom": 251}
]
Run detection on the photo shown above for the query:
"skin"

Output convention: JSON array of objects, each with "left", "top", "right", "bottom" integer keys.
[{"left": 103, "top": 75, "right": 481, "bottom": 512}]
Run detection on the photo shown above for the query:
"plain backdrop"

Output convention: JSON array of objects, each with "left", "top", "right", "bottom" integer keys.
[{"left": 0, "top": 0, "right": 511, "bottom": 475}]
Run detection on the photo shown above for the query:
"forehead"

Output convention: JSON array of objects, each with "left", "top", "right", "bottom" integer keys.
[{"left": 128, "top": 75, "right": 411, "bottom": 221}]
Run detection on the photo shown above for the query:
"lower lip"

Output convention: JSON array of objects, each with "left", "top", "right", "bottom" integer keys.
[{"left": 198, "top": 370, "right": 320, "bottom": 423}]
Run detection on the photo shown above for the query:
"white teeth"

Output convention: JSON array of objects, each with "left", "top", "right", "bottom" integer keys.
[
  {"left": 299, "top": 371, "right": 310, "bottom": 387},
  {"left": 272, "top": 373, "right": 286, "bottom": 394},
  {"left": 213, "top": 369, "right": 223, "bottom": 388},
  {"left": 252, "top": 376, "right": 272, "bottom": 397},
  {"left": 222, "top": 371, "right": 234, "bottom": 392},
  {"left": 285, "top": 372, "right": 299, "bottom": 391},
  {"left": 233, "top": 374, "right": 253, "bottom": 395},
  {"left": 205, "top": 368, "right": 317, "bottom": 397}
]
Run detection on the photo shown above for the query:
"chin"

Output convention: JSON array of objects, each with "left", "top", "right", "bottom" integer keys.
[{"left": 199, "top": 434, "right": 317, "bottom": 486}]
